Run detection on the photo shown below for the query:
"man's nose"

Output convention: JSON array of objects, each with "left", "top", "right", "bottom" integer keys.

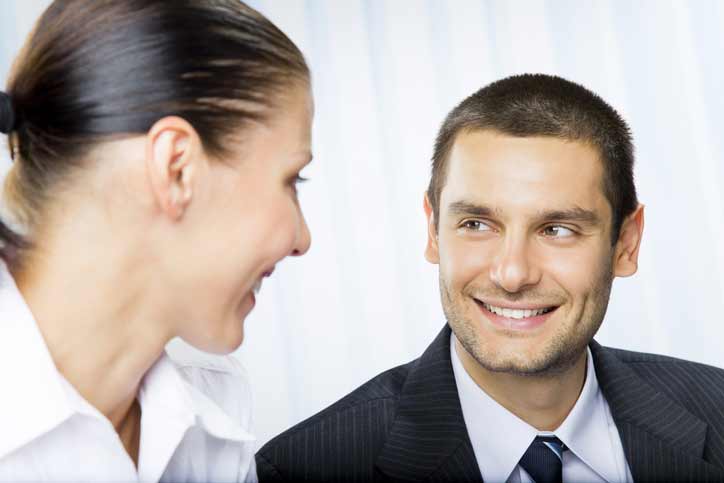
[{"left": 489, "top": 236, "right": 542, "bottom": 293}]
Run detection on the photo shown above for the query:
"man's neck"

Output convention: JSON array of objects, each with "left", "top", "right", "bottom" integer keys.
[{"left": 454, "top": 339, "right": 587, "bottom": 431}]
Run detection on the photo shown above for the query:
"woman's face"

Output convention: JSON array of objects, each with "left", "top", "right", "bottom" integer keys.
[{"left": 168, "top": 86, "right": 313, "bottom": 353}]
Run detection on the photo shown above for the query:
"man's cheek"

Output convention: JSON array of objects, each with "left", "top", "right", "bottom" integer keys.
[
  {"left": 442, "top": 247, "right": 489, "bottom": 291},
  {"left": 540, "top": 250, "right": 599, "bottom": 288}
]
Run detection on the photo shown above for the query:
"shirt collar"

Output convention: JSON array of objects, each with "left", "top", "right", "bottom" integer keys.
[
  {"left": 0, "top": 262, "right": 74, "bottom": 459},
  {"left": 451, "top": 334, "right": 536, "bottom": 483},
  {"left": 137, "top": 352, "right": 255, "bottom": 482},
  {"left": 554, "top": 342, "right": 621, "bottom": 482},
  {"left": 139, "top": 352, "right": 255, "bottom": 443},
  {"left": 451, "top": 334, "right": 618, "bottom": 483},
  {"left": 0, "top": 262, "right": 253, "bottom": 469}
]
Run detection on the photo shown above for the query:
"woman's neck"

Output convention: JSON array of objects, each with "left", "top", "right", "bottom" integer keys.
[
  {"left": 14, "top": 231, "right": 173, "bottom": 431},
  {"left": 8, "top": 158, "right": 178, "bottom": 468}
]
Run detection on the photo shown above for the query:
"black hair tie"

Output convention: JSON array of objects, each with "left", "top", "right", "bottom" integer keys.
[{"left": 0, "top": 92, "right": 16, "bottom": 134}]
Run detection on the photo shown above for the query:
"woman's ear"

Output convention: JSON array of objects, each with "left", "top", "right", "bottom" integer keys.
[
  {"left": 613, "top": 204, "right": 645, "bottom": 277},
  {"left": 145, "top": 116, "right": 202, "bottom": 221}
]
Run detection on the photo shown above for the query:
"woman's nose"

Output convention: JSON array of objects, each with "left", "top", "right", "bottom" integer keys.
[{"left": 290, "top": 211, "right": 311, "bottom": 256}]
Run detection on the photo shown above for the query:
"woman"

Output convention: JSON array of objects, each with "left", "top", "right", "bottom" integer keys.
[{"left": 0, "top": 1, "right": 312, "bottom": 481}]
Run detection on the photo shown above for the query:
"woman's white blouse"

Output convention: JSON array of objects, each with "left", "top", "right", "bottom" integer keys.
[{"left": 0, "top": 263, "right": 258, "bottom": 483}]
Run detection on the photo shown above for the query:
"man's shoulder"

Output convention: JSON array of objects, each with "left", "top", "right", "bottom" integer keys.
[
  {"left": 599, "top": 344, "right": 724, "bottom": 411},
  {"left": 602, "top": 344, "right": 724, "bottom": 376},
  {"left": 256, "top": 358, "right": 417, "bottom": 480},
  {"left": 261, "top": 358, "right": 413, "bottom": 445}
]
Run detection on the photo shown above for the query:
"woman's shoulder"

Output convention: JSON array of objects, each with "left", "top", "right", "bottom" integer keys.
[{"left": 165, "top": 340, "right": 253, "bottom": 428}]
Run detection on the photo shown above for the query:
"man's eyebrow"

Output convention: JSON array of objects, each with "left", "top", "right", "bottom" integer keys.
[
  {"left": 446, "top": 201, "right": 497, "bottom": 217},
  {"left": 536, "top": 207, "right": 601, "bottom": 225},
  {"left": 445, "top": 201, "right": 601, "bottom": 225}
]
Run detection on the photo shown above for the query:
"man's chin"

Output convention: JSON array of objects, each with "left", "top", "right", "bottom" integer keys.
[
  {"left": 476, "top": 356, "right": 573, "bottom": 377},
  {"left": 460, "top": 332, "right": 584, "bottom": 377}
]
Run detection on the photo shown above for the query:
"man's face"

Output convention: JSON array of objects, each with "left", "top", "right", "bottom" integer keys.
[{"left": 425, "top": 130, "right": 640, "bottom": 375}]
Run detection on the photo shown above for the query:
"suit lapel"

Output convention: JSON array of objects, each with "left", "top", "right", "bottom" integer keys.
[
  {"left": 591, "top": 341, "right": 724, "bottom": 481},
  {"left": 375, "top": 330, "right": 724, "bottom": 482},
  {"left": 375, "top": 325, "right": 482, "bottom": 482}
]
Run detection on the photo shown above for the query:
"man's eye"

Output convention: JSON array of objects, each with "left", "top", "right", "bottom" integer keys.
[
  {"left": 542, "top": 225, "right": 575, "bottom": 238},
  {"left": 461, "top": 220, "right": 491, "bottom": 232}
]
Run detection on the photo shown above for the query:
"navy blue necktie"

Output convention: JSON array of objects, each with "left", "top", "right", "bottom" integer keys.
[{"left": 518, "top": 436, "right": 566, "bottom": 483}]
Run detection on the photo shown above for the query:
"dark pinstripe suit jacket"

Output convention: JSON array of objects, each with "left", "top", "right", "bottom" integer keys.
[{"left": 256, "top": 326, "right": 724, "bottom": 482}]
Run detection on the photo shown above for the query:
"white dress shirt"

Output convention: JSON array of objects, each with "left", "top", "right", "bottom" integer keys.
[
  {"left": 0, "top": 262, "right": 258, "bottom": 483},
  {"left": 451, "top": 335, "right": 633, "bottom": 483}
]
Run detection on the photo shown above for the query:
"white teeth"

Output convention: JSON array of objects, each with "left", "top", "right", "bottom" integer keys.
[
  {"left": 253, "top": 279, "right": 262, "bottom": 294},
  {"left": 483, "top": 302, "right": 551, "bottom": 319}
]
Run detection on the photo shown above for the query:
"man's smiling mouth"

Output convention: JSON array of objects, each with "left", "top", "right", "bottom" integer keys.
[{"left": 475, "top": 300, "right": 557, "bottom": 319}]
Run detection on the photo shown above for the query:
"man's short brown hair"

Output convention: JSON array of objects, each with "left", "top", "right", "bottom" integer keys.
[{"left": 427, "top": 74, "right": 637, "bottom": 243}]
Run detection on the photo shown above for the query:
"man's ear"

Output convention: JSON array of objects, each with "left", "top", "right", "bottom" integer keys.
[
  {"left": 613, "top": 204, "right": 644, "bottom": 277},
  {"left": 145, "top": 116, "right": 201, "bottom": 221},
  {"left": 424, "top": 193, "right": 440, "bottom": 264}
]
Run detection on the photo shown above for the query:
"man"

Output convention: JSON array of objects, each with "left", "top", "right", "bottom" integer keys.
[{"left": 256, "top": 74, "right": 724, "bottom": 482}]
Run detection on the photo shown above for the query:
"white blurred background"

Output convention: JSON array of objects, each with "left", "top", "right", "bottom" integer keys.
[{"left": 3, "top": 1, "right": 724, "bottom": 449}]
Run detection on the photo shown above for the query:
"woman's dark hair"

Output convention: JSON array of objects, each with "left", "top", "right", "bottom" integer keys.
[{"left": 0, "top": 0, "right": 309, "bottom": 267}]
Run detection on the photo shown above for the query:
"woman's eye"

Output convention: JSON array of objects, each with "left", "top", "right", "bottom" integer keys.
[
  {"left": 542, "top": 225, "right": 575, "bottom": 238},
  {"left": 461, "top": 220, "right": 491, "bottom": 232}
]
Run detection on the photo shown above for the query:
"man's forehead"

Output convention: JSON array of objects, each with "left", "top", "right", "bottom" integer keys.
[
  {"left": 440, "top": 131, "right": 611, "bottom": 219},
  {"left": 449, "top": 130, "right": 603, "bottom": 174}
]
